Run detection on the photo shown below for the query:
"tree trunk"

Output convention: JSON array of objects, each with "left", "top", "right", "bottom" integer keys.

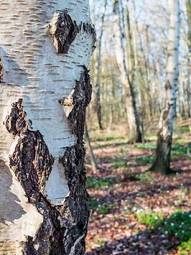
[
  {"left": 95, "top": 0, "right": 108, "bottom": 130},
  {"left": 150, "top": 0, "right": 180, "bottom": 174},
  {"left": 186, "top": 0, "right": 191, "bottom": 117},
  {"left": 85, "top": 123, "right": 98, "bottom": 173},
  {"left": 117, "top": 0, "right": 143, "bottom": 143},
  {"left": 0, "top": 1, "right": 95, "bottom": 254}
]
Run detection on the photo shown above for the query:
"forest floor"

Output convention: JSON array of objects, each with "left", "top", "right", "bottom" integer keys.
[{"left": 85, "top": 122, "right": 191, "bottom": 255}]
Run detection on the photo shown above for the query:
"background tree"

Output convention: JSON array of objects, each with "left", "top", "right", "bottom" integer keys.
[
  {"left": 95, "top": 0, "right": 108, "bottom": 130},
  {"left": 150, "top": 0, "right": 181, "bottom": 174},
  {"left": 185, "top": 0, "right": 191, "bottom": 117},
  {"left": 116, "top": 0, "right": 143, "bottom": 143}
]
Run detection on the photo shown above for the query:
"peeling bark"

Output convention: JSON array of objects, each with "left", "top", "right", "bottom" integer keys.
[
  {"left": 48, "top": 10, "right": 79, "bottom": 54},
  {"left": 0, "top": 1, "right": 95, "bottom": 254},
  {"left": 48, "top": 11, "right": 96, "bottom": 55},
  {"left": 59, "top": 67, "right": 91, "bottom": 255},
  {"left": 2, "top": 69, "right": 92, "bottom": 255},
  {"left": 67, "top": 67, "right": 92, "bottom": 140},
  {"left": 4, "top": 99, "right": 53, "bottom": 202}
]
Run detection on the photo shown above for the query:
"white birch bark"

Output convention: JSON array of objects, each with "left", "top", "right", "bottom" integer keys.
[
  {"left": 116, "top": 0, "right": 143, "bottom": 142},
  {"left": 186, "top": 0, "right": 191, "bottom": 117},
  {"left": 0, "top": 0, "right": 94, "bottom": 254},
  {"left": 95, "top": 0, "right": 107, "bottom": 130}
]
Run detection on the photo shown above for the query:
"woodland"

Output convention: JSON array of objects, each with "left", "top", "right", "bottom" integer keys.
[
  {"left": 85, "top": 0, "right": 191, "bottom": 254},
  {"left": 0, "top": 0, "right": 190, "bottom": 255}
]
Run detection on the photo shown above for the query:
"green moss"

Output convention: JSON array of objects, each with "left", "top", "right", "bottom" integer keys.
[
  {"left": 95, "top": 238, "right": 107, "bottom": 248},
  {"left": 172, "top": 144, "right": 187, "bottom": 157},
  {"left": 93, "top": 134, "right": 125, "bottom": 142},
  {"left": 88, "top": 198, "right": 115, "bottom": 215},
  {"left": 137, "top": 210, "right": 191, "bottom": 245},
  {"left": 135, "top": 143, "right": 155, "bottom": 151},
  {"left": 136, "top": 211, "right": 163, "bottom": 229},
  {"left": 178, "top": 239, "right": 191, "bottom": 255},
  {"left": 96, "top": 203, "right": 115, "bottom": 215},
  {"left": 136, "top": 172, "right": 154, "bottom": 182},
  {"left": 136, "top": 155, "right": 154, "bottom": 166},
  {"left": 86, "top": 176, "right": 113, "bottom": 189},
  {"left": 162, "top": 211, "right": 191, "bottom": 242},
  {"left": 178, "top": 126, "right": 190, "bottom": 133},
  {"left": 110, "top": 158, "right": 127, "bottom": 168}
]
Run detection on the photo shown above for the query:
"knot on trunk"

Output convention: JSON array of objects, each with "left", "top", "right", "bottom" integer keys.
[{"left": 48, "top": 10, "right": 79, "bottom": 54}]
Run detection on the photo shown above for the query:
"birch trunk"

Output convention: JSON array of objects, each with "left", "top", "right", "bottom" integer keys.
[
  {"left": 117, "top": 0, "right": 143, "bottom": 143},
  {"left": 85, "top": 123, "right": 97, "bottom": 173},
  {"left": 95, "top": 0, "right": 107, "bottom": 130},
  {"left": 186, "top": 0, "right": 191, "bottom": 117},
  {"left": 150, "top": 0, "right": 180, "bottom": 174},
  {"left": 0, "top": 1, "right": 95, "bottom": 254}
]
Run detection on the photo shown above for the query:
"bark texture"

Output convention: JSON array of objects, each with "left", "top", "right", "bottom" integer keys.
[
  {"left": 151, "top": 106, "right": 172, "bottom": 174},
  {"left": 4, "top": 99, "right": 54, "bottom": 202},
  {"left": 2, "top": 64, "right": 93, "bottom": 255},
  {"left": 0, "top": 1, "right": 95, "bottom": 254}
]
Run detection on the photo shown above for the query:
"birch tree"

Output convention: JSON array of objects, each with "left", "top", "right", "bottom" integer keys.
[
  {"left": 0, "top": 1, "right": 95, "bottom": 254},
  {"left": 95, "top": 0, "right": 107, "bottom": 130},
  {"left": 116, "top": 0, "right": 143, "bottom": 143},
  {"left": 185, "top": 0, "right": 191, "bottom": 117},
  {"left": 150, "top": 0, "right": 180, "bottom": 174}
]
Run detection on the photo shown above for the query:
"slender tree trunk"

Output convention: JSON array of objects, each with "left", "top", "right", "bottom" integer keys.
[
  {"left": 95, "top": 0, "right": 108, "bottom": 130},
  {"left": 186, "top": 0, "right": 191, "bottom": 117},
  {"left": 109, "top": 71, "right": 116, "bottom": 130},
  {"left": 0, "top": 1, "right": 95, "bottom": 254},
  {"left": 85, "top": 123, "right": 97, "bottom": 173},
  {"left": 150, "top": 0, "right": 180, "bottom": 174},
  {"left": 117, "top": 0, "right": 143, "bottom": 143}
]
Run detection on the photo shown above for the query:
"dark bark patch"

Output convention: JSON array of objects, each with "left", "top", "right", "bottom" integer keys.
[
  {"left": 0, "top": 57, "right": 3, "bottom": 82},
  {"left": 4, "top": 99, "right": 27, "bottom": 135},
  {"left": 48, "top": 11, "right": 96, "bottom": 54},
  {"left": 4, "top": 99, "right": 54, "bottom": 202},
  {"left": 3, "top": 50, "right": 93, "bottom": 255},
  {"left": 67, "top": 66, "right": 92, "bottom": 142},
  {"left": 57, "top": 67, "right": 92, "bottom": 254},
  {"left": 48, "top": 10, "right": 79, "bottom": 54},
  {"left": 165, "top": 80, "right": 172, "bottom": 90},
  {"left": 4, "top": 67, "right": 92, "bottom": 254}
]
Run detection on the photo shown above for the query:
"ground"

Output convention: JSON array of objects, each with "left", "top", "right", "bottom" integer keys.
[{"left": 85, "top": 121, "right": 191, "bottom": 255}]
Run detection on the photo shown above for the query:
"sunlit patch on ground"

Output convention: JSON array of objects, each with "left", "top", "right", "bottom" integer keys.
[{"left": 85, "top": 127, "right": 191, "bottom": 255}]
